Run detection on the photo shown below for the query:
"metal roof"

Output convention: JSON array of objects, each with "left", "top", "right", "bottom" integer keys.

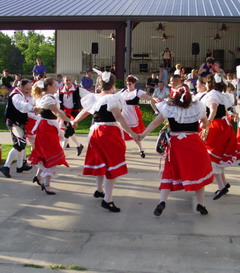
[{"left": 0, "top": 0, "right": 240, "bottom": 20}]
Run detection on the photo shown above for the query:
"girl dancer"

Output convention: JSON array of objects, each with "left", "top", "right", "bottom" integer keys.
[
  {"left": 201, "top": 74, "right": 237, "bottom": 200},
  {"left": 73, "top": 72, "right": 138, "bottom": 212},
  {"left": 29, "top": 78, "right": 71, "bottom": 195},
  {"left": 119, "top": 75, "right": 157, "bottom": 158},
  {"left": 139, "top": 86, "right": 214, "bottom": 216}
]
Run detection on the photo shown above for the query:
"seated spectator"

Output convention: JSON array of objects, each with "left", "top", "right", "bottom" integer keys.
[
  {"left": 211, "top": 61, "right": 225, "bottom": 77},
  {"left": 180, "top": 67, "right": 187, "bottom": 81},
  {"left": 146, "top": 73, "right": 159, "bottom": 95},
  {"left": 55, "top": 74, "right": 64, "bottom": 89},
  {"left": 12, "top": 74, "right": 21, "bottom": 88},
  {"left": 226, "top": 83, "right": 237, "bottom": 105},
  {"left": 0, "top": 69, "right": 14, "bottom": 90},
  {"left": 80, "top": 71, "right": 94, "bottom": 91},
  {"left": 152, "top": 81, "right": 170, "bottom": 102},
  {"left": 110, "top": 62, "right": 116, "bottom": 75},
  {"left": 0, "top": 84, "right": 8, "bottom": 102},
  {"left": 198, "top": 57, "right": 214, "bottom": 77},
  {"left": 185, "top": 69, "right": 198, "bottom": 94},
  {"left": 32, "top": 57, "right": 46, "bottom": 80},
  {"left": 174, "top": 64, "right": 181, "bottom": 75}
]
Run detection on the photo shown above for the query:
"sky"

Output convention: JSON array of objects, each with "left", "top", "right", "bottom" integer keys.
[{"left": 1, "top": 30, "right": 55, "bottom": 38}]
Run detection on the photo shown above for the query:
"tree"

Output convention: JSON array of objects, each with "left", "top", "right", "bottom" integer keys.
[
  {"left": 12, "top": 30, "right": 55, "bottom": 75},
  {"left": 0, "top": 32, "right": 13, "bottom": 71}
]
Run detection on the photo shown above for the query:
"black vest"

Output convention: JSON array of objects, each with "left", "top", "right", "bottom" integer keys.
[
  {"left": 93, "top": 105, "right": 116, "bottom": 123},
  {"left": 121, "top": 89, "right": 140, "bottom": 105},
  {"left": 168, "top": 118, "right": 199, "bottom": 132},
  {"left": 40, "top": 109, "right": 57, "bottom": 120},
  {"left": 5, "top": 92, "right": 28, "bottom": 125},
  {"left": 59, "top": 87, "right": 81, "bottom": 110},
  {"left": 206, "top": 104, "right": 226, "bottom": 119}
]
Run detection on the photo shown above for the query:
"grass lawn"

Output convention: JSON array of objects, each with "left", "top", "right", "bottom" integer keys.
[
  {"left": 0, "top": 103, "right": 162, "bottom": 135},
  {"left": 1, "top": 144, "right": 31, "bottom": 165}
]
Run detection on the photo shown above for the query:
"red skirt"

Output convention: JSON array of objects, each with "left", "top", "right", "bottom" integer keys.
[
  {"left": 237, "top": 127, "right": 240, "bottom": 161},
  {"left": 160, "top": 133, "right": 214, "bottom": 191},
  {"left": 204, "top": 119, "right": 237, "bottom": 166},
  {"left": 83, "top": 125, "right": 127, "bottom": 179},
  {"left": 29, "top": 120, "right": 69, "bottom": 168},
  {"left": 25, "top": 118, "right": 37, "bottom": 136},
  {"left": 124, "top": 106, "right": 146, "bottom": 140}
]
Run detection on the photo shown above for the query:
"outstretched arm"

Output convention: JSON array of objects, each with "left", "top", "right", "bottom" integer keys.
[
  {"left": 112, "top": 107, "right": 139, "bottom": 142},
  {"left": 71, "top": 109, "right": 90, "bottom": 128},
  {"left": 140, "top": 113, "right": 165, "bottom": 139},
  {"left": 49, "top": 104, "right": 71, "bottom": 122},
  {"left": 140, "top": 93, "right": 158, "bottom": 112}
]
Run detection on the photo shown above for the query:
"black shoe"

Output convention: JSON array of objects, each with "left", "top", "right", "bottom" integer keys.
[
  {"left": 215, "top": 183, "right": 231, "bottom": 194},
  {"left": 66, "top": 144, "right": 70, "bottom": 148},
  {"left": 140, "top": 151, "right": 145, "bottom": 158},
  {"left": 196, "top": 204, "right": 208, "bottom": 215},
  {"left": 33, "top": 176, "right": 41, "bottom": 187},
  {"left": 213, "top": 187, "right": 229, "bottom": 200},
  {"left": 0, "top": 166, "right": 11, "bottom": 178},
  {"left": 153, "top": 201, "right": 165, "bottom": 216},
  {"left": 93, "top": 190, "right": 105, "bottom": 198},
  {"left": 101, "top": 200, "right": 120, "bottom": 212},
  {"left": 41, "top": 184, "right": 56, "bottom": 195},
  {"left": 77, "top": 144, "right": 84, "bottom": 156},
  {"left": 16, "top": 164, "right": 32, "bottom": 173}
]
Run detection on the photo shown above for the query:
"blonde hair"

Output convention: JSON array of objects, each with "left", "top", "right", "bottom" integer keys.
[
  {"left": 31, "top": 83, "right": 43, "bottom": 99},
  {"left": 175, "top": 63, "right": 181, "bottom": 70}
]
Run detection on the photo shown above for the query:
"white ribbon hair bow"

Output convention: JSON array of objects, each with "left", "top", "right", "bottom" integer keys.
[
  {"left": 92, "top": 67, "right": 102, "bottom": 75},
  {"left": 101, "top": 71, "right": 111, "bottom": 83},
  {"left": 180, "top": 90, "right": 186, "bottom": 103},
  {"left": 214, "top": 73, "right": 222, "bottom": 83},
  {"left": 36, "top": 80, "right": 44, "bottom": 89}
]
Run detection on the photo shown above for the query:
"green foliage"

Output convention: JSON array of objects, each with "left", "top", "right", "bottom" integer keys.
[
  {"left": 66, "top": 265, "right": 87, "bottom": 271},
  {"left": 1, "top": 144, "right": 31, "bottom": 164},
  {"left": 23, "top": 264, "right": 44, "bottom": 268},
  {"left": 0, "top": 103, "right": 7, "bottom": 131},
  {"left": 115, "top": 78, "right": 124, "bottom": 89},
  {"left": 0, "top": 31, "right": 26, "bottom": 73},
  {"left": 0, "top": 30, "right": 55, "bottom": 75}
]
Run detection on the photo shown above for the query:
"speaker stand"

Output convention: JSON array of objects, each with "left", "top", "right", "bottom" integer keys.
[
  {"left": 93, "top": 54, "right": 97, "bottom": 66},
  {"left": 194, "top": 55, "right": 197, "bottom": 69}
]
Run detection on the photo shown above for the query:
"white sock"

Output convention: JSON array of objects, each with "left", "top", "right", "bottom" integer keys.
[
  {"left": 17, "top": 150, "right": 24, "bottom": 168},
  {"left": 104, "top": 178, "right": 115, "bottom": 203},
  {"left": 96, "top": 175, "right": 104, "bottom": 192},
  {"left": 159, "top": 188, "right": 170, "bottom": 203},
  {"left": 195, "top": 187, "right": 204, "bottom": 206},
  {"left": 62, "top": 138, "right": 69, "bottom": 149},
  {"left": 4, "top": 148, "right": 18, "bottom": 167},
  {"left": 214, "top": 174, "right": 225, "bottom": 190},
  {"left": 71, "top": 134, "right": 80, "bottom": 147}
]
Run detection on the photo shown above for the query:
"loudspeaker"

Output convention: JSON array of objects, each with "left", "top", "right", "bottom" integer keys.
[
  {"left": 139, "top": 63, "right": 148, "bottom": 72},
  {"left": 192, "top": 43, "right": 200, "bottom": 55},
  {"left": 91, "top": 43, "right": 98, "bottom": 54}
]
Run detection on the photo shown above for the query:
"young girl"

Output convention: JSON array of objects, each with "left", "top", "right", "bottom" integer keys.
[
  {"left": 140, "top": 85, "right": 213, "bottom": 216},
  {"left": 29, "top": 78, "right": 71, "bottom": 194},
  {"left": 118, "top": 75, "right": 157, "bottom": 158},
  {"left": 201, "top": 74, "right": 237, "bottom": 200}
]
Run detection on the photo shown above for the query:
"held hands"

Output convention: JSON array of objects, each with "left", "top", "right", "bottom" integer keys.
[
  {"left": 33, "top": 107, "right": 41, "bottom": 115},
  {"left": 70, "top": 120, "right": 78, "bottom": 129}
]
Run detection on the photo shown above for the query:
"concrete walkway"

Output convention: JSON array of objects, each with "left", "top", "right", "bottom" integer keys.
[{"left": 0, "top": 132, "right": 240, "bottom": 273}]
